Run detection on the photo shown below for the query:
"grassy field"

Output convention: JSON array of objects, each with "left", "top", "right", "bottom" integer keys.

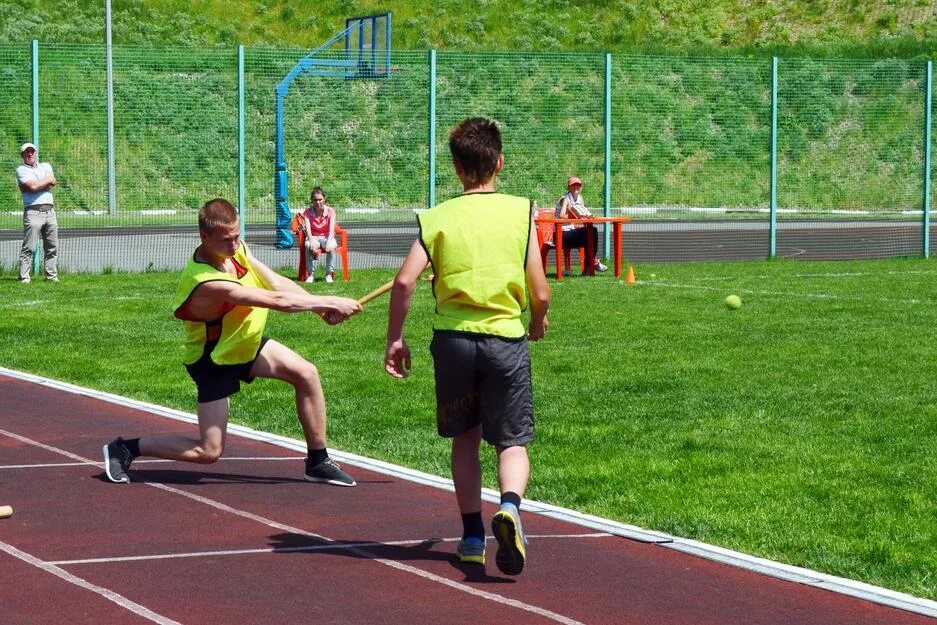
[{"left": 1, "top": 258, "right": 935, "bottom": 600}]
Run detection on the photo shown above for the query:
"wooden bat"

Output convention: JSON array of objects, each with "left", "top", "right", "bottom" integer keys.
[
  {"left": 0, "top": 505, "right": 12, "bottom": 519},
  {"left": 357, "top": 280, "right": 394, "bottom": 305}
]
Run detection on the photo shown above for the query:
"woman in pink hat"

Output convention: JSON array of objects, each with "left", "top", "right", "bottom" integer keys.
[{"left": 554, "top": 176, "right": 607, "bottom": 273}]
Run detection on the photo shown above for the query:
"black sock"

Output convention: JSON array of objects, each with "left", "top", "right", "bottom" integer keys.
[
  {"left": 500, "top": 492, "right": 522, "bottom": 510},
  {"left": 461, "top": 512, "right": 485, "bottom": 541},
  {"left": 308, "top": 447, "right": 328, "bottom": 466},
  {"left": 124, "top": 438, "right": 141, "bottom": 459}
]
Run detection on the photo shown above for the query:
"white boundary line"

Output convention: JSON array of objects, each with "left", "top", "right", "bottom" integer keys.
[{"left": 2, "top": 366, "right": 936, "bottom": 619}]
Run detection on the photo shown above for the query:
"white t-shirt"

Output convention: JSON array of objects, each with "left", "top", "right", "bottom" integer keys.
[
  {"left": 554, "top": 191, "right": 590, "bottom": 231},
  {"left": 16, "top": 162, "right": 55, "bottom": 207}
]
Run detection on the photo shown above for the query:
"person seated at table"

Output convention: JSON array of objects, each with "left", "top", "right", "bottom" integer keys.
[
  {"left": 555, "top": 176, "right": 607, "bottom": 273},
  {"left": 301, "top": 186, "right": 338, "bottom": 283}
]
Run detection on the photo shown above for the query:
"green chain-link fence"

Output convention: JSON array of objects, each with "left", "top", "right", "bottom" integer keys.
[{"left": 1, "top": 42, "right": 934, "bottom": 274}]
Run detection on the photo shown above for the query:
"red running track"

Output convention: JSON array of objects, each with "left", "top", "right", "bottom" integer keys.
[{"left": 1, "top": 371, "right": 934, "bottom": 625}]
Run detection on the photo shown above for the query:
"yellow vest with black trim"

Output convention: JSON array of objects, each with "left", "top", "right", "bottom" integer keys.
[
  {"left": 418, "top": 192, "right": 531, "bottom": 338},
  {"left": 172, "top": 242, "right": 269, "bottom": 365}
]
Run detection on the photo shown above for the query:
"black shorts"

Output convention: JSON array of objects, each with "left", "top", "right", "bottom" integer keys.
[
  {"left": 430, "top": 330, "right": 534, "bottom": 447},
  {"left": 184, "top": 337, "right": 269, "bottom": 403}
]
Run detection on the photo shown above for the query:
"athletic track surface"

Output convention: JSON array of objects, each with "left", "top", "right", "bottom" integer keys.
[{"left": 1, "top": 369, "right": 935, "bottom": 625}]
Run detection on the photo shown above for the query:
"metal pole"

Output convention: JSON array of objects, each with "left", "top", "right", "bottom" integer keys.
[
  {"left": 238, "top": 45, "right": 246, "bottom": 239},
  {"left": 31, "top": 40, "right": 38, "bottom": 145},
  {"left": 769, "top": 57, "right": 779, "bottom": 259},
  {"left": 603, "top": 52, "right": 612, "bottom": 259},
  {"left": 31, "top": 40, "right": 40, "bottom": 275},
  {"left": 428, "top": 49, "right": 437, "bottom": 209},
  {"left": 924, "top": 61, "right": 933, "bottom": 258},
  {"left": 105, "top": 0, "right": 117, "bottom": 215}
]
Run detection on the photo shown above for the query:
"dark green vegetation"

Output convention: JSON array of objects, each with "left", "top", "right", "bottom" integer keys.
[
  {"left": 0, "top": 0, "right": 935, "bottom": 58},
  {"left": 1, "top": 259, "right": 936, "bottom": 600}
]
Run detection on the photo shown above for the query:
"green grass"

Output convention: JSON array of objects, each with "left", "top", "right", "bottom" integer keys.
[{"left": 1, "top": 258, "right": 936, "bottom": 600}]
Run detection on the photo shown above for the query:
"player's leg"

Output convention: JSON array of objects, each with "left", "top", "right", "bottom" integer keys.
[
  {"left": 140, "top": 398, "right": 229, "bottom": 462},
  {"left": 249, "top": 339, "right": 355, "bottom": 486},
  {"left": 480, "top": 336, "right": 534, "bottom": 575},
  {"left": 495, "top": 444, "right": 530, "bottom": 499},
  {"left": 452, "top": 424, "right": 483, "bottom": 514},
  {"left": 451, "top": 425, "right": 486, "bottom": 565},
  {"left": 103, "top": 398, "right": 230, "bottom": 483},
  {"left": 430, "top": 331, "right": 487, "bottom": 563}
]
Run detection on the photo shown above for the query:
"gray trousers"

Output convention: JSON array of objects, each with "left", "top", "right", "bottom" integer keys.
[
  {"left": 304, "top": 235, "right": 336, "bottom": 275},
  {"left": 19, "top": 204, "right": 58, "bottom": 280}
]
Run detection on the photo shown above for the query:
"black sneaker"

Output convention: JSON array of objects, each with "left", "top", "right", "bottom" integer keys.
[
  {"left": 103, "top": 437, "right": 133, "bottom": 483},
  {"left": 304, "top": 457, "right": 356, "bottom": 487}
]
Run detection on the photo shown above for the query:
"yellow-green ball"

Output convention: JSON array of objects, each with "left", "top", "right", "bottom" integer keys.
[{"left": 725, "top": 294, "right": 742, "bottom": 310}]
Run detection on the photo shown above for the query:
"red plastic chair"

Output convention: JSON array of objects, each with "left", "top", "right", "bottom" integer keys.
[
  {"left": 290, "top": 214, "right": 350, "bottom": 282},
  {"left": 535, "top": 208, "right": 585, "bottom": 274}
]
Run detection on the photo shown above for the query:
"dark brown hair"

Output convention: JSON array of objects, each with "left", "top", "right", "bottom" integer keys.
[
  {"left": 448, "top": 117, "right": 502, "bottom": 185},
  {"left": 198, "top": 198, "right": 239, "bottom": 233}
]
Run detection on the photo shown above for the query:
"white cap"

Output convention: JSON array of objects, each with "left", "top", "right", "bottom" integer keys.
[{"left": 20, "top": 143, "right": 36, "bottom": 154}]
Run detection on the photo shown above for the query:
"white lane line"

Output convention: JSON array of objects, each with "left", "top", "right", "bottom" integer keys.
[
  {"left": 4, "top": 430, "right": 589, "bottom": 625},
  {"left": 0, "top": 540, "right": 182, "bottom": 625},
  {"left": 0, "top": 457, "right": 302, "bottom": 470},
  {"left": 51, "top": 534, "right": 612, "bottom": 566}
]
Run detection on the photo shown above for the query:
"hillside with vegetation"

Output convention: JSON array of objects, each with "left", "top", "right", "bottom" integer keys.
[{"left": 0, "top": 0, "right": 935, "bottom": 58}]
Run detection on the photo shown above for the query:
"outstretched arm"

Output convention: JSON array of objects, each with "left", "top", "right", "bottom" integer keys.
[
  {"left": 225, "top": 247, "right": 362, "bottom": 322},
  {"left": 385, "top": 240, "right": 429, "bottom": 378}
]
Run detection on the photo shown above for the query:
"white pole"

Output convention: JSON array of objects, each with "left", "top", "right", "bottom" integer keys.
[{"left": 105, "top": 0, "right": 116, "bottom": 215}]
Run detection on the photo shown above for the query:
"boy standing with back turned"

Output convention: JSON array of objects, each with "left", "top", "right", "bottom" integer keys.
[{"left": 384, "top": 117, "right": 551, "bottom": 575}]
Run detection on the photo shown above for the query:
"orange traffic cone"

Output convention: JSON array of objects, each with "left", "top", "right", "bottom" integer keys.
[{"left": 625, "top": 266, "right": 636, "bottom": 284}]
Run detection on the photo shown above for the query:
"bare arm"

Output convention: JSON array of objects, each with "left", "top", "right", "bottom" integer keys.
[
  {"left": 385, "top": 240, "right": 430, "bottom": 378},
  {"left": 559, "top": 196, "right": 588, "bottom": 219},
  {"left": 327, "top": 206, "right": 337, "bottom": 240},
  {"left": 557, "top": 196, "right": 572, "bottom": 218},
  {"left": 246, "top": 246, "right": 308, "bottom": 295},
  {"left": 525, "top": 219, "right": 551, "bottom": 340},
  {"left": 237, "top": 247, "right": 362, "bottom": 322}
]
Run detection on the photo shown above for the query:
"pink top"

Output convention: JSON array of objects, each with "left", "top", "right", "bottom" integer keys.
[{"left": 302, "top": 205, "right": 334, "bottom": 238}]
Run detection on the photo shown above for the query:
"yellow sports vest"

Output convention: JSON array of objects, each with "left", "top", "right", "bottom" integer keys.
[
  {"left": 418, "top": 192, "right": 531, "bottom": 338},
  {"left": 172, "top": 242, "right": 269, "bottom": 365}
]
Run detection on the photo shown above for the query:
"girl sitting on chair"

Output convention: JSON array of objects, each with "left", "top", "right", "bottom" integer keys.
[{"left": 301, "top": 186, "right": 338, "bottom": 283}]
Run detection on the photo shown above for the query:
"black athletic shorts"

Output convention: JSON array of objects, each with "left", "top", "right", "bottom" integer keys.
[
  {"left": 430, "top": 330, "right": 534, "bottom": 447},
  {"left": 184, "top": 337, "right": 269, "bottom": 403}
]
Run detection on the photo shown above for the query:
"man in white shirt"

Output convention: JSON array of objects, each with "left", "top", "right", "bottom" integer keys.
[{"left": 15, "top": 143, "right": 58, "bottom": 283}]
